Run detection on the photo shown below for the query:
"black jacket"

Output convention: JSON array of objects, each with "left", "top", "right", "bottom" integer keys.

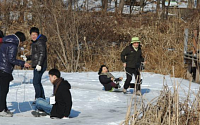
[
  {"left": 0, "top": 35, "right": 25, "bottom": 74},
  {"left": 121, "top": 44, "right": 144, "bottom": 69},
  {"left": 50, "top": 80, "right": 72, "bottom": 118},
  {"left": 99, "top": 75, "right": 113, "bottom": 91},
  {"left": 27, "top": 34, "right": 47, "bottom": 68}
]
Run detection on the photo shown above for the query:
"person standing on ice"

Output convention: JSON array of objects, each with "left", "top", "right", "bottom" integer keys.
[
  {"left": 25, "top": 27, "right": 47, "bottom": 102},
  {"left": 121, "top": 37, "right": 144, "bottom": 95},
  {"left": 98, "top": 65, "right": 123, "bottom": 91},
  {"left": 32, "top": 69, "right": 72, "bottom": 119},
  {"left": 0, "top": 32, "right": 30, "bottom": 117}
]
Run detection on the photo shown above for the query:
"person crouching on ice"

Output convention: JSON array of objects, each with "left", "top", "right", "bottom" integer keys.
[
  {"left": 34, "top": 69, "right": 72, "bottom": 119},
  {"left": 98, "top": 65, "right": 123, "bottom": 91}
]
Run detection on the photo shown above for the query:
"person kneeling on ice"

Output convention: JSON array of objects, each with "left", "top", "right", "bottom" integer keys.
[
  {"left": 33, "top": 69, "right": 72, "bottom": 119},
  {"left": 98, "top": 65, "right": 123, "bottom": 91}
]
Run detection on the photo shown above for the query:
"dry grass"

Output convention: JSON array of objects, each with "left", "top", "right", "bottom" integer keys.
[
  {"left": 0, "top": 1, "right": 199, "bottom": 78},
  {"left": 121, "top": 75, "right": 200, "bottom": 125}
]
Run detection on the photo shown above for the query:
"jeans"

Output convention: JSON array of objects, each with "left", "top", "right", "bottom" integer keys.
[
  {"left": 0, "top": 70, "right": 13, "bottom": 112},
  {"left": 35, "top": 98, "right": 52, "bottom": 115},
  {"left": 33, "top": 67, "right": 46, "bottom": 99},
  {"left": 124, "top": 67, "right": 140, "bottom": 90}
]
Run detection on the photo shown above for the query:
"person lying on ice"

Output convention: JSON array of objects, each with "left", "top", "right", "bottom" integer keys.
[
  {"left": 33, "top": 69, "right": 72, "bottom": 119},
  {"left": 98, "top": 65, "right": 123, "bottom": 91}
]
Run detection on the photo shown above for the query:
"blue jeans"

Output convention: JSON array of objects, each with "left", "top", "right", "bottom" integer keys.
[
  {"left": 33, "top": 67, "right": 46, "bottom": 99},
  {"left": 36, "top": 98, "right": 52, "bottom": 115}
]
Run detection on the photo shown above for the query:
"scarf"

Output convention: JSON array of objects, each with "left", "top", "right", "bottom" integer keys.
[
  {"left": 100, "top": 72, "right": 115, "bottom": 79},
  {"left": 53, "top": 77, "right": 63, "bottom": 95}
]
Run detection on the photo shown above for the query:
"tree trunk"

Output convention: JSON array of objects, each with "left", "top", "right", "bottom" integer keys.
[
  {"left": 188, "top": 0, "right": 194, "bottom": 8},
  {"left": 161, "top": 0, "right": 165, "bottom": 20},
  {"left": 197, "top": 0, "right": 200, "bottom": 9},
  {"left": 69, "top": 0, "right": 73, "bottom": 10},
  {"left": 115, "top": 0, "right": 118, "bottom": 13},
  {"left": 156, "top": 0, "right": 160, "bottom": 16},
  {"left": 165, "top": 0, "right": 171, "bottom": 19},
  {"left": 102, "top": 0, "right": 108, "bottom": 12},
  {"left": 140, "top": 0, "right": 144, "bottom": 13},
  {"left": 118, "top": 0, "right": 125, "bottom": 14}
]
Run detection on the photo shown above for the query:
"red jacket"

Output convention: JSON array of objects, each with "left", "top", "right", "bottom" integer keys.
[{"left": 0, "top": 38, "right": 2, "bottom": 43}]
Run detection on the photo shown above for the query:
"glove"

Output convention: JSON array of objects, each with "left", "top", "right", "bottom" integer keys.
[
  {"left": 35, "top": 65, "right": 42, "bottom": 71},
  {"left": 20, "top": 55, "right": 27, "bottom": 61}
]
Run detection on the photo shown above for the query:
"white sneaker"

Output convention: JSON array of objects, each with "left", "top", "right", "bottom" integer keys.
[{"left": 0, "top": 110, "right": 13, "bottom": 117}]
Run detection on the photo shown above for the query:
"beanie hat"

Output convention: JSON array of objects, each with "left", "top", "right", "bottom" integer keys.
[
  {"left": 15, "top": 31, "right": 26, "bottom": 42},
  {"left": 131, "top": 37, "right": 141, "bottom": 43},
  {"left": 30, "top": 27, "right": 39, "bottom": 35},
  {"left": 0, "top": 30, "right": 4, "bottom": 38}
]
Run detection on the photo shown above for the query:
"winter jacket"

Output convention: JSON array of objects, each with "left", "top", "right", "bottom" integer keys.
[
  {"left": 0, "top": 35, "right": 25, "bottom": 74},
  {"left": 50, "top": 80, "right": 72, "bottom": 118},
  {"left": 99, "top": 72, "right": 120, "bottom": 91},
  {"left": 0, "top": 38, "right": 2, "bottom": 48},
  {"left": 121, "top": 44, "right": 144, "bottom": 69},
  {"left": 27, "top": 34, "right": 47, "bottom": 68}
]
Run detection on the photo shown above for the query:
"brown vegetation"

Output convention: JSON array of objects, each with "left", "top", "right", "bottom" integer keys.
[
  {"left": 121, "top": 75, "right": 200, "bottom": 125},
  {"left": 0, "top": 0, "right": 199, "bottom": 78}
]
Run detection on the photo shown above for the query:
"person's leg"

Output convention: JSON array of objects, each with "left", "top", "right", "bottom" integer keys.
[
  {"left": 123, "top": 67, "right": 134, "bottom": 90},
  {"left": 39, "top": 67, "right": 46, "bottom": 99},
  {"left": 133, "top": 69, "right": 141, "bottom": 95},
  {"left": 33, "top": 67, "right": 46, "bottom": 99},
  {"left": 0, "top": 73, "right": 12, "bottom": 112},
  {"left": 35, "top": 98, "right": 52, "bottom": 115}
]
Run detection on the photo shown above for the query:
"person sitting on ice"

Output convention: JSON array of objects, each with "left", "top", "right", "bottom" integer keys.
[
  {"left": 32, "top": 69, "right": 72, "bottom": 119},
  {"left": 98, "top": 65, "right": 123, "bottom": 91}
]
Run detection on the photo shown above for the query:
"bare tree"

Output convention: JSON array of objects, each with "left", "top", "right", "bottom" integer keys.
[
  {"left": 188, "top": 0, "right": 194, "bottom": 8},
  {"left": 161, "top": 0, "right": 165, "bottom": 20},
  {"left": 140, "top": 0, "right": 145, "bottom": 13},
  {"left": 156, "top": 0, "right": 160, "bottom": 16},
  {"left": 118, "top": 0, "right": 125, "bottom": 14},
  {"left": 197, "top": 0, "right": 200, "bottom": 9},
  {"left": 102, "top": 0, "right": 108, "bottom": 12}
]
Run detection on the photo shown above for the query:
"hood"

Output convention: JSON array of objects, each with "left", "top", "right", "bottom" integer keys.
[
  {"left": 63, "top": 80, "right": 71, "bottom": 90},
  {"left": 34, "top": 34, "right": 47, "bottom": 43},
  {"left": 3, "top": 35, "right": 19, "bottom": 46}
]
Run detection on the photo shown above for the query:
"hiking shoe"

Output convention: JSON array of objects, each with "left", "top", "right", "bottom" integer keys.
[
  {"left": 123, "top": 89, "right": 127, "bottom": 94},
  {"left": 0, "top": 110, "right": 13, "bottom": 117},
  {"left": 31, "top": 110, "right": 47, "bottom": 117},
  {"left": 136, "top": 90, "right": 141, "bottom": 96}
]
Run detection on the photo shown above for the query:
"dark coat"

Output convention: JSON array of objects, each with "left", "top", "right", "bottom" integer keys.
[
  {"left": 27, "top": 34, "right": 47, "bottom": 68},
  {"left": 99, "top": 75, "right": 113, "bottom": 91},
  {"left": 0, "top": 35, "right": 25, "bottom": 74},
  {"left": 50, "top": 80, "right": 72, "bottom": 118},
  {"left": 121, "top": 44, "right": 144, "bottom": 69},
  {"left": 0, "top": 38, "right": 2, "bottom": 48}
]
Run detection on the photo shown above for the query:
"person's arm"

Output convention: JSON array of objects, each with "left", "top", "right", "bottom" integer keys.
[
  {"left": 37, "top": 41, "right": 46, "bottom": 66},
  {"left": 121, "top": 47, "right": 129, "bottom": 67},
  {"left": 121, "top": 47, "right": 127, "bottom": 63},
  {"left": 99, "top": 75, "right": 112, "bottom": 84},
  {"left": 8, "top": 46, "right": 25, "bottom": 67},
  {"left": 63, "top": 90, "right": 72, "bottom": 117},
  {"left": 26, "top": 55, "right": 32, "bottom": 61},
  {"left": 61, "top": 82, "right": 72, "bottom": 117}
]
